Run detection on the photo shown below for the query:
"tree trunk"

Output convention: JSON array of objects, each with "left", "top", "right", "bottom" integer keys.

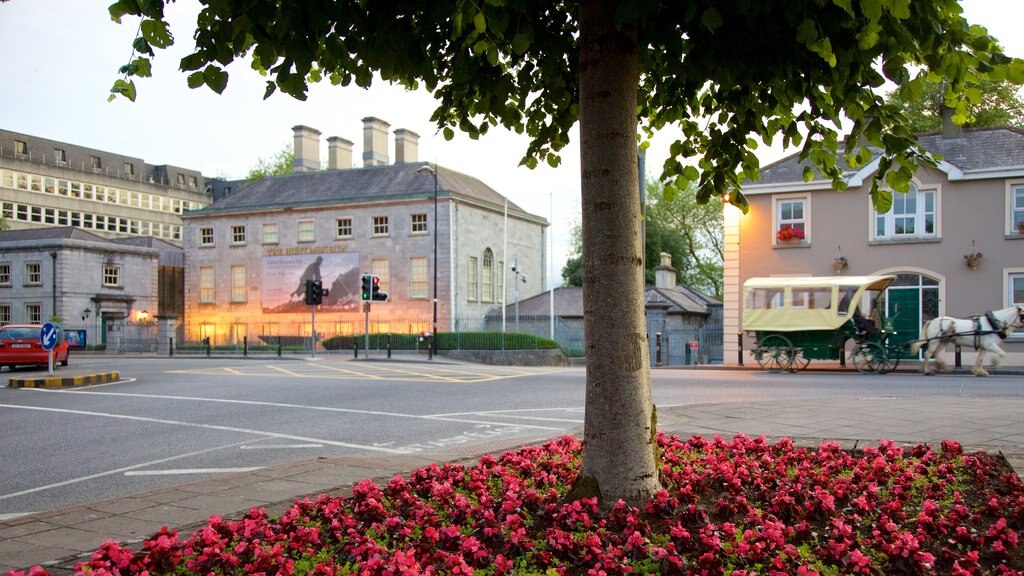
[{"left": 573, "top": 0, "right": 661, "bottom": 506}]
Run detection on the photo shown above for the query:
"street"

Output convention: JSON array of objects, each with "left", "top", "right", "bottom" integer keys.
[{"left": 1, "top": 355, "right": 1022, "bottom": 519}]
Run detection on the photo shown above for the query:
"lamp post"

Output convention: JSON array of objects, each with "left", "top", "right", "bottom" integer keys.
[{"left": 417, "top": 163, "right": 439, "bottom": 360}]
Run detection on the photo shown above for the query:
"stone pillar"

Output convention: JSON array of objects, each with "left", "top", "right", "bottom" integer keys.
[
  {"left": 156, "top": 314, "right": 178, "bottom": 355},
  {"left": 103, "top": 312, "right": 127, "bottom": 355}
]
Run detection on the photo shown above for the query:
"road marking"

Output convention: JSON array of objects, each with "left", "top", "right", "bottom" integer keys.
[
  {"left": 224, "top": 367, "right": 244, "bottom": 375},
  {"left": 0, "top": 438, "right": 257, "bottom": 501},
  {"left": 240, "top": 443, "right": 323, "bottom": 450},
  {"left": 125, "top": 467, "right": 263, "bottom": 476},
  {"left": 0, "top": 512, "right": 38, "bottom": 521},
  {"left": 27, "top": 390, "right": 565, "bottom": 431},
  {"left": 474, "top": 414, "right": 584, "bottom": 423},
  {"left": 266, "top": 365, "right": 304, "bottom": 377},
  {"left": 0, "top": 403, "right": 414, "bottom": 453},
  {"left": 432, "top": 406, "right": 584, "bottom": 417}
]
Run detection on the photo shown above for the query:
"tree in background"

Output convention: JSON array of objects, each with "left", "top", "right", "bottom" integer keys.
[
  {"left": 884, "top": 79, "right": 1024, "bottom": 133},
  {"left": 110, "top": 0, "right": 1020, "bottom": 506},
  {"left": 562, "top": 178, "right": 723, "bottom": 299},
  {"left": 245, "top": 144, "right": 293, "bottom": 185}
]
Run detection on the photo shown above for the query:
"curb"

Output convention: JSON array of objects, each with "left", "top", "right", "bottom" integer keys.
[{"left": 7, "top": 371, "right": 120, "bottom": 389}]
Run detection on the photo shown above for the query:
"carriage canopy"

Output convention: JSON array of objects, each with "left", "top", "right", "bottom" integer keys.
[{"left": 742, "top": 275, "right": 896, "bottom": 332}]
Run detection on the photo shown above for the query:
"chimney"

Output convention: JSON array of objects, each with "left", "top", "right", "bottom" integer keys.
[
  {"left": 292, "top": 125, "right": 322, "bottom": 173},
  {"left": 393, "top": 128, "right": 420, "bottom": 164},
  {"left": 941, "top": 106, "right": 962, "bottom": 139},
  {"left": 655, "top": 252, "right": 677, "bottom": 289},
  {"left": 362, "top": 117, "right": 391, "bottom": 166},
  {"left": 327, "top": 136, "right": 354, "bottom": 170}
]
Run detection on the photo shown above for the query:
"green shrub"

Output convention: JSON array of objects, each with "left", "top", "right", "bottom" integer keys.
[{"left": 323, "top": 332, "right": 560, "bottom": 351}]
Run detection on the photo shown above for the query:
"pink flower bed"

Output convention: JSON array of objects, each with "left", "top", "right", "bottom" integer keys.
[{"left": 9, "top": 434, "right": 1024, "bottom": 575}]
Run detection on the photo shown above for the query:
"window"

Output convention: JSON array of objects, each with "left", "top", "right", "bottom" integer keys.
[
  {"left": 482, "top": 249, "right": 494, "bottom": 302},
  {"left": 199, "top": 266, "right": 215, "bottom": 303},
  {"left": 298, "top": 220, "right": 315, "bottom": 242},
  {"left": 336, "top": 217, "right": 353, "bottom": 239},
  {"left": 25, "top": 262, "right": 41, "bottom": 286},
  {"left": 26, "top": 304, "right": 41, "bottom": 324},
  {"left": 774, "top": 196, "right": 808, "bottom": 244},
  {"left": 746, "top": 288, "right": 784, "bottom": 309},
  {"left": 468, "top": 256, "right": 478, "bottom": 301},
  {"left": 0, "top": 304, "right": 9, "bottom": 326},
  {"left": 498, "top": 260, "right": 505, "bottom": 303},
  {"left": 15, "top": 140, "right": 28, "bottom": 157},
  {"left": 177, "top": 173, "right": 186, "bottom": 186},
  {"left": 1012, "top": 184, "right": 1024, "bottom": 235},
  {"left": 189, "top": 176, "right": 198, "bottom": 188},
  {"left": 124, "top": 162, "right": 135, "bottom": 178},
  {"left": 231, "top": 224, "right": 246, "bottom": 245},
  {"left": 411, "top": 213, "right": 428, "bottom": 234},
  {"left": 200, "top": 226, "right": 214, "bottom": 246},
  {"left": 90, "top": 156, "right": 102, "bottom": 171},
  {"left": 372, "top": 258, "right": 389, "bottom": 292},
  {"left": 874, "top": 184, "right": 936, "bottom": 239},
  {"left": 262, "top": 223, "right": 279, "bottom": 244},
  {"left": 231, "top": 265, "right": 246, "bottom": 303},
  {"left": 1007, "top": 271, "right": 1024, "bottom": 340},
  {"left": 0, "top": 263, "right": 9, "bottom": 286},
  {"left": 103, "top": 264, "right": 120, "bottom": 287},
  {"left": 409, "top": 257, "right": 428, "bottom": 299},
  {"left": 791, "top": 288, "right": 832, "bottom": 309},
  {"left": 372, "top": 216, "right": 389, "bottom": 237},
  {"left": 54, "top": 148, "right": 66, "bottom": 165}
]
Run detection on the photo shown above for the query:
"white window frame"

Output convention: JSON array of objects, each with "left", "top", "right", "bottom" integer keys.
[
  {"left": 199, "top": 266, "right": 215, "bottom": 304},
  {"left": 409, "top": 257, "right": 428, "bottom": 299},
  {"left": 372, "top": 216, "right": 389, "bottom": 237},
  {"left": 1005, "top": 268, "right": 1024, "bottom": 341},
  {"left": 772, "top": 194, "right": 809, "bottom": 246},
  {"left": 298, "top": 220, "right": 316, "bottom": 243},
  {"left": 0, "top": 263, "right": 10, "bottom": 287},
  {"left": 468, "top": 256, "right": 478, "bottom": 302},
  {"left": 199, "top": 226, "right": 215, "bottom": 247},
  {"left": 231, "top": 224, "right": 246, "bottom": 245},
  {"left": 231, "top": 264, "right": 246, "bottom": 303},
  {"left": 336, "top": 217, "right": 353, "bottom": 239},
  {"left": 0, "top": 304, "right": 10, "bottom": 326},
  {"left": 1009, "top": 181, "right": 1024, "bottom": 236},
  {"left": 26, "top": 303, "right": 41, "bottom": 324},
  {"left": 482, "top": 249, "right": 494, "bottom": 303},
  {"left": 873, "top": 183, "right": 938, "bottom": 240},
  {"left": 103, "top": 264, "right": 121, "bottom": 287},
  {"left": 371, "top": 258, "right": 389, "bottom": 292},
  {"left": 25, "top": 262, "right": 41, "bottom": 286},
  {"left": 262, "top": 222, "right": 279, "bottom": 245},
  {"left": 410, "top": 213, "right": 428, "bottom": 234}
]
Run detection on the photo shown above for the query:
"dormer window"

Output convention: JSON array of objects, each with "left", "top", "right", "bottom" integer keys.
[
  {"left": 14, "top": 140, "right": 27, "bottom": 157},
  {"left": 90, "top": 156, "right": 102, "bottom": 171},
  {"left": 54, "top": 148, "right": 67, "bottom": 165},
  {"left": 124, "top": 162, "right": 135, "bottom": 178}
]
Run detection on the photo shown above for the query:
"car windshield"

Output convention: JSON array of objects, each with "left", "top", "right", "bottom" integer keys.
[{"left": 0, "top": 327, "right": 40, "bottom": 340}]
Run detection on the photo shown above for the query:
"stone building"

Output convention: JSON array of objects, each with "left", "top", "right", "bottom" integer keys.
[{"left": 181, "top": 118, "right": 550, "bottom": 345}]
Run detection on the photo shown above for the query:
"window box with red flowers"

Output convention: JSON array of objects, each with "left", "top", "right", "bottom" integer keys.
[{"left": 776, "top": 224, "right": 805, "bottom": 244}]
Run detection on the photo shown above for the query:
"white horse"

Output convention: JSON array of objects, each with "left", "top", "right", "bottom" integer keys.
[{"left": 909, "top": 305, "right": 1024, "bottom": 376}]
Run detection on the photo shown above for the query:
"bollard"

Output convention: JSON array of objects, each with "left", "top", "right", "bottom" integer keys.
[
  {"left": 277, "top": 337, "right": 282, "bottom": 357},
  {"left": 387, "top": 334, "right": 392, "bottom": 359},
  {"left": 737, "top": 333, "right": 744, "bottom": 366},
  {"left": 655, "top": 333, "right": 663, "bottom": 367},
  {"left": 955, "top": 345, "right": 962, "bottom": 368},
  {"left": 354, "top": 340, "right": 359, "bottom": 358},
  {"left": 428, "top": 335, "right": 433, "bottom": 360},
  {"left": 169, "top": 337, "right": 174, "bottom": 357},
  {"left": 205, "top": 337, "right": 211, "bottom": 357},
  {"left": 243, "top": 336, "right": 248, "bottom": 357}
]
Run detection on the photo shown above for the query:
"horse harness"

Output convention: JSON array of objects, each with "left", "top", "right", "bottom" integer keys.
[{"left": 970, "top": 311, "right": 1008, "bottom": 349}]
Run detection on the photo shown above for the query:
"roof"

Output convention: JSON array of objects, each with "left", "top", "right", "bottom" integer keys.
[
  {"left": 187, "top": 163, "right": 537, "bottom": 220},
  {"left": 753, "top": 127, "right": 1024, "bottom": 186},
  {"left": 492, "top": 284, "right": 719, "bottom": 318},
  {"left": 0, "top": 226, "right": 110, "bottom": 243}
]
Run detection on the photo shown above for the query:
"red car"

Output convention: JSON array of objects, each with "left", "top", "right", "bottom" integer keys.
[{"left": 0, "top": 324, "right": 70, "bottom": 370}]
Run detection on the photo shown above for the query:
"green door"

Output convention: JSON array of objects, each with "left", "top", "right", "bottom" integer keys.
[{"left": 887, "top": 288, "right": 920, "bottom": 358}]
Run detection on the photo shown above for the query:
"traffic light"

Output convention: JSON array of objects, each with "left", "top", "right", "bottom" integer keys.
[
  {"left": 361, "top": 274, "right": 372, "bottom": 301},
  {"left": 304, "top": 279, "right": 315, "bottom": 305},
  {"left": 371, "top": 275, "right": 388, "bottom": 301},
  {"left": 305, "top": 279, "right": 324, "bottom": 305}
]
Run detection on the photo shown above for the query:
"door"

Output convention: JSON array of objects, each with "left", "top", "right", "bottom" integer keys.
[{"left": 887, "top": 288, "right": 920, "bottom": 358}]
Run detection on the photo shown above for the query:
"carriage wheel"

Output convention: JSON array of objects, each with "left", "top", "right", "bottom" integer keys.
[
  {"left": 852, "top": 343, "right": 887, "bottom": 374},
  {"left": 878, "top": 348, "right": 900, "bottom": 374},
  {"left": 791, "top": 351, "right": 812, "bottom": 372},
  {"left": 755, "top": 335, "right": 795, "bottom": 372}
]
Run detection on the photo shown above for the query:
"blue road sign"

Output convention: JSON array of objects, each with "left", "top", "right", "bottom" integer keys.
[{"left": 40, "top": 322, "right": 58, "bottom": 351}]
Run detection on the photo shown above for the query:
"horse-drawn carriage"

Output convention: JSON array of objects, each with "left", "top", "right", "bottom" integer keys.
[{"left": 743, "top": 275, "right": 903, "bottom": 373}]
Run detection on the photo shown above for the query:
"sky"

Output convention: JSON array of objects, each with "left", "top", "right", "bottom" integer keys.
[{"left": 1, "top": 1, "right": 1022, "bottom": 289}]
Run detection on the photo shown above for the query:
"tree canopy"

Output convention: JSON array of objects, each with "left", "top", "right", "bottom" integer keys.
[
  {"left": 884, "top": 79, "right": 1024, "bottom": 133},
  {"left": 245, "top": 143, "right": 294, "bottom": 185},
  {"left": 110, "top": 0, "right": 1022, "bottom": 506}
]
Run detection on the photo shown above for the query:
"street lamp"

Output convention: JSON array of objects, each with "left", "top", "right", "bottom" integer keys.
[{"left": 417, "top": 163, "right": 439, "bottom": 360}]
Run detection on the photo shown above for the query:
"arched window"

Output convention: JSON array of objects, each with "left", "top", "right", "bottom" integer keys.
[{"left": 482, "top": 249, "right": 494, "bottom": 302}]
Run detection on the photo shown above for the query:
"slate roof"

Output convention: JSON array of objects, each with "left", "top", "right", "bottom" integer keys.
[
  {"left": 492, "top": 285, "right": 719, "bottom": 318},
  {"left": 0, "top": 226, "right": 110, "bottom": 243},
  {"left": 754, "top": 126, "right": 1024, "bottom": 186},
  {"left": 645, "top": 285, "right": 719, "bottom": 316},
  {"left": 187, "top": 163, "right": 533, "bottom": 218}
]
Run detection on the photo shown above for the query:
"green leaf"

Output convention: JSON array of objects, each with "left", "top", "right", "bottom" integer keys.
[
  {"left": 443, "top": 127, "right": 455, "bottom": 141},
  {"left": 859, "top": 0, "right": 882, "bottom": 21},
  {"left": 701, "top": 8, "right": 723, "bottom": 33},
  {"left": 132, "top": 36, "right": 154, "bottom": 57},
  {"left": 140, "top": 19, "right": 173, "bottom": 49},
  {"left": 473, "top": 40, "right": 489, "bottom": 55},
  {"left": 832, "top": 0, "right": 855, "bottom": 17},
  {"left": 108, "top": 0, "right": 140, "bottom": 23},
  {"left": 109, "top": 78, "right": 137, "bottom": 102},
  {"left": 511, "top": 32, "right": 530, "bottom": 55},
  {"left": 888, "top": 0, "right": 910, "bottom": 19},
  {"left": 546, "top": 153, "right": 560, "bottom": 168},
  {"left": 683, "top": 165, "right": 699, "bottom": 182},
  {"left": 796, "top": 20, "right": 817, "bottom": 44},
  {"left": 203, "top": 65, "right": 228, "bottom": 94},
  {"left": 186, "top": 71, "right": 205, "bottom": 89},
  {"left": 131, "top": 57, "right": 152, "bottom": 78},
  {"left": 474, "top": 12, "right": 486, "bottom": 34},
  {"left": 870, "top": 187, "right": 893, "bottom": 213},
  {"left": 802, "top": 165, "right": 815, "bottom": 182}
]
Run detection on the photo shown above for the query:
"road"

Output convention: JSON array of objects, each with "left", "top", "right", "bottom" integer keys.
[{"left": 1, "top": 355, "right": 1022, "bottom": 519}]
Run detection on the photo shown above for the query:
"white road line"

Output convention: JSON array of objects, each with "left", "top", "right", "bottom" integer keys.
[
  {"left": 240, "top": 443, "right": 323, "bottom": 449},
  {"left": 0, "top": 512, "right": 38, "bottom": 521},
  {"left": 470, "top": 414, "right": 584, "bottom": 423},
  {"left": 125, "top": 467, "right": 263, "bottom": 476},
  {"left": 0, "top": 403, "right": 413, "bottom": 454},
  {"left": 431, "top": 406, "right": 584, "bottom": 417},
  {"left": 0, "top": 438, "right": 256, "bottom": 501},
  {"left": 26, "top": 389, "right": 565, "bottom": 431}
]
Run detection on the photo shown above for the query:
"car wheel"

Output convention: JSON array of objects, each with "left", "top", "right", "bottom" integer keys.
[{"left": 60, "top": 354, "right": 69, "bottom": 367}]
